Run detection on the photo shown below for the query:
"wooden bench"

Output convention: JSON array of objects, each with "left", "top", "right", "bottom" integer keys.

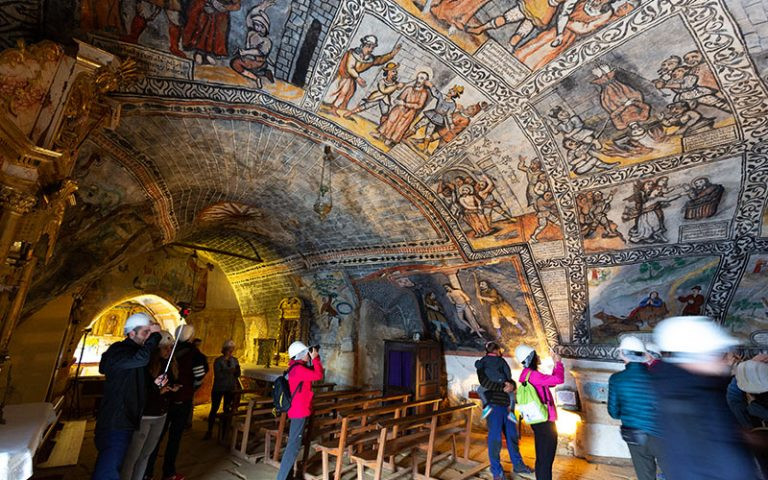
[
  {"left": 263, "top": 389, "right": 386, "bottom": 468},
  {"left": 230, "top": 396, "right": 279, "bottom": 462},
  {"left": 350, "top": 404, "right": 486, "bottom": 480},
  {"left": 314, "top": 397, "right": 443, "bottom": 480}
]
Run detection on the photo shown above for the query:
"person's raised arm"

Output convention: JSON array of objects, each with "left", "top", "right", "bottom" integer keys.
[{"left": 100, "top": 330, "right": 161, "bottom": 375}]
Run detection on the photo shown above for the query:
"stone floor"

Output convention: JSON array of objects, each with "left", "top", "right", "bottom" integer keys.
[{"left": 32, "top": 406, "right": 638, "bottom": 480}]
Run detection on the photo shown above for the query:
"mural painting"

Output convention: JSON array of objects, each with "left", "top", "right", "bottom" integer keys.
[
  {"left": 72, "top": 0, "right": 341, "bottom": 103},
  {"left": 397, "top": 0, "right": 643, "bottom": 78},
  {"left": 725, "top": 255, "right": 768, "bottom": 346},
  {"left": 535, "top": 17, "right": 737, "bottom": 176},
  {"left": 588, "top": 255, "right": 720, "bottom": 343},
  {"left": 319, "top": 14, "right": 492, "bottom": 163},
  {"left": 575, "top": 158, "right": 741, "bottom": 252},
  {"left": 434, "top": 116, "right": 563, "bottom": 250},
  {"left": 357, "top": 261, "right": 545, "bottom": 354}
]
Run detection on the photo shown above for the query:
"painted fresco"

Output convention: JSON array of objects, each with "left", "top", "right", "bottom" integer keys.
[
  {"left": 71, "top": 0, "right": 340, "bottom": 103},
  {"left": 357, "top": 261, "right": 546, "bottom": 354},
  {"left": 725, "top": 255, "right": 768, "bottom": 346},
  {"left": 576, "top": 158, "right": 741, "bottom": 252},
  {"left": 534, "top": 17, "right": 737, "bottom": 176},
  {"left": 319, "top": 14, "right": 492, "bottom": 164},
  {"left": 434, "top": 117, "right": 563, "bottom": 250},
  {"left": 397, "top": 0, "right": 642, "bottom": 76},
  {"left": 588, "top": 256, "right": 720, "bottom": 343}
]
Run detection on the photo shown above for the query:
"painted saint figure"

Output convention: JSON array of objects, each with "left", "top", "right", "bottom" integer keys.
[
  {"left": 677, "top": 286, "right": 704, "bottom": 316},
  {"left": 407, "top": 85, "right": 464, "bottom": 151},
  {"left": 187, "top": 256, "right": 214, "bottom": 311},
  {"left": 375, "top": 71, "right": 431, "bottom": 147},
  {"left": 476, "top": 280, "right": 526, "bottom": 338},
  {"left": 230, "top": 1, "right": 275, "bottom": 89},
  {"left": 458, "top": 184, "right": 494, "bottom": 237},
  {"left": 325, "top": 36, "right": 401, "bottom": 116},
  {"left": 443, "top": 284, "right": 484, "bottom": 338},
  {"left": 683, "top": 176, "right": 724, "bottom": 220},
  {"left": 182, "top": 0, "right": 242, "bottom": 65},
  {"left": 424, "top": 292, "right": 458, "bottom": 343},
  {"left": 591, "top": 64, "right": 651, "bottom": 132},
  {"left": 343, "top": 62, "right": 404, "bottom": 122},
  {"left": 626, "top": 291, "right": 669, "bottom": 328},
  {"left": 124, "top": 0, "right": 187, "bottom": 58}
]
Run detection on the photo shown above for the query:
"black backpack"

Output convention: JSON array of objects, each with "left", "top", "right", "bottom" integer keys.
[{"left": 272, "top": 363, "right": 303, "bottom": 416}]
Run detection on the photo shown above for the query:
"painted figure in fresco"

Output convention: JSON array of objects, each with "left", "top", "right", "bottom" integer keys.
[
  {"left": 443, "top": 284, "right": 485, "bottom": 338},
  {"left": 407, "top": 85, "right": 464, "bottom": 151},
  {"left": 562, "top": 137, "right": 616, "bottom": 175},
  {"left": 683, "top": 50, "right": 720, "bottom": 91},
  {"left": 80, "top": 0, "right": 123, "bottom": 33},
  {"left": 436, "top": 101, "right": 488, "bottom": 145},
  {"left": 188, "top": 256, "right": 214, "bottom": 311},
  {"left": 277, "top": 297, "right": 303, "bottom": 353},
  {"left": 375, "top": 71, "right": 432, "bottom": 147},
  {"left": 343, "top": 62, "right": 404, "bottom": 122},
  {"left": 429, "top": 0, "right": 491, "bottom": 30},
  {"left": 576, "top": 190, "right": 624, "bottom": 240},
  {"left": 660, "top": 101, "right": 715, "bottom": 137},
  {"left": 182, "top": 0, "right": 242, "bottom": 65},
  {"left": 325, "top": 36, "right": 401, "bottom": 116},
  {"left": 654, "top": 66, "right": 730, "bottom": 113},
  {"left": 531, "top": 190, "right": 560, "bottom": 243},
  {"left": 476, "top": 280, "right": 526, "bottom": 338},
  {"left": 458, "top": 184, "right": 494, "bottom": 237},
  {"left": 626, "top": 291, "right": 669, "bottom": 328},
  {"left": 683, "top": 176, "right": 724, "bottom": 220},
  {"left": 466, "top": 0, "right": 579, "bottom": 50},
  {"left": 423, "top": 292, "right": 459, "bottom": 343},
  {"left": 230, "top": 1, "right": 275, "bottom": 89},
  {"left": 515, "top": 0, "right": 630, "bottom": 70},
  {"left": 622, "top": 177, "right": 683, "bottom": 244},
  {"left": 124, "top": 0, "right": 187, "bottom": 59},
  {"left": 656, "top": 55, "right": 682, "bottom": 84},
  {"left": 548, "top": 106, "right": 602, "bottom": 150},
  {"left": 677, "top": 285, "right": 705, "bottom": 316},
  {"left": 517, "top": 156, "right": 544, "bottom": 209},
  {"left": 591, "top": 64, "right": 652, "bottom": 133}
]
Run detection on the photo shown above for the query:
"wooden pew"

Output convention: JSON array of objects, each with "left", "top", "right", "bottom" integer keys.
[
  {"left": 350, "top": 404, "right": 486, "bottom": 480},
  {"left": 264, "top": 389, "right": 385, "bottom": 468},
  {"left": 230, "top": 397, "right": 279, "bottom": 462},
  {"left": 314, "top": 397, "right": 443, "bottom": 480}
]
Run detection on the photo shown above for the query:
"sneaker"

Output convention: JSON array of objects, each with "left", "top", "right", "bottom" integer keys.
[
  {"left": 481, "top": 405, "right": 493, "bottom": 419},
  {"left": 514, "top": 465, "right": 535, "bottom": 479},
  {"left": 507, "top": 411, "right": 518, "bottom": 423}
]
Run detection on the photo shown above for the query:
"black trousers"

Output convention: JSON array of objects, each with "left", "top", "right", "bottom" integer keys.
[
  {"left": 627, "top": 434, "right": 665, "bottom": 480},
  {"left": 531, "top": 421, "right": 558, "bottom": 480},
  {"left": 206, "top": 390, "right": 234, "bottom": 433},
  {"left": 144, "top": 401, "right": 192, "bottom": 478}
]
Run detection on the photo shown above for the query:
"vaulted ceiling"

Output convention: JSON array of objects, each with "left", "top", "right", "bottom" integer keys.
[{"left": 7, "top": 0, "right": 768, "bottom": 353}]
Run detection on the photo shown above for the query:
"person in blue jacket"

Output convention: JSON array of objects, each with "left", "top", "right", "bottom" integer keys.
[{"left": 608, "top": 336, "right": 665, "bottom": 480}]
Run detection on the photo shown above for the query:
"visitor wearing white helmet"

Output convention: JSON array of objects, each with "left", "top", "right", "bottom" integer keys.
[
  {"left": 644, "top": 342, "right": 662, "bottom": 366},
  {"left": 93, "top": 313, "right": 162, "bottom": 480},
  {"left": 608, "top": 336, "right": 666, "bottom": 480},
  {"left": 204, "top": 339, "right": 241, "bottom": 440},
  {"left": 145, "top": 323, "right": 208, "bottom": 480},
  {"left": 515, "top": 344, "right": 564, "bottom": 480},
  {"left": 277, "top": 341, "right": 324, "bottom": 480},
  {"left": 651, "top": 316, "right": 760, "bottom": 480}
]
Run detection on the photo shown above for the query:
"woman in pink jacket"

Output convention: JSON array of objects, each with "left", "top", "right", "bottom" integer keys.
[
  {"left": 515, "top": 345, "right": 564, "bottom": 480},
  {"left": 277, "top": 341, "right": 324, "bottom": 480}
]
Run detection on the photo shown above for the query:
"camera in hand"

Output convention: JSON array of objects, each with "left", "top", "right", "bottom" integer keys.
[{"left": 309, "top": 344, "right": 320, "bottom": 353}]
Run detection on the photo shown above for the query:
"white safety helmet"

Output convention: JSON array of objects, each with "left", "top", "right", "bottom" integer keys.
[
  {"left": 653, "top": 316, "right": 739, "bottom": 362},
  {"left": 158, "top": 331, "right": 175, "bottom": 346},
  {"left": 618, "top": 336, "right": 646, "bottom": 362},
  {"left": 123, "top": 313, "right": 152, "bottom": 334},
  {"left": 735, "top": 360, "right": 768, "bottom": 394},
  {"left": 175, "top": 324, "right": 195, "bottom": 342},
  {"left": 288, "top": 341, "right": 310, "bottom": 360},
  {"left": 644, "top": 342, "right": 662, "bottom": 359},
  {"left": 514, "top": 344, "right": 535, "bottom": 367}
]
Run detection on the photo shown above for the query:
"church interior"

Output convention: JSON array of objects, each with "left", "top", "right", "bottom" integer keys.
[{"left": 0, "top": 0, "right": 767, "bottom": 479}]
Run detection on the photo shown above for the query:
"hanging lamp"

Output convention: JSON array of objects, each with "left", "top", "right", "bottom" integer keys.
[{"left": 313, "top": 145, "right": 334, "bottom": 220}]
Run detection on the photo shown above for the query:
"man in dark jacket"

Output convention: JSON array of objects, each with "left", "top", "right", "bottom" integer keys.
[
  {"left": 146, "top": 324, "right": 209, "bottom": 480},
  {"left": 608, "top": 336, "right": 665, "bottom": 480},
  {"left": 93, "top": 313, "right": 162, "bottom": 480},
  {"left": 476, "top": 342, "right": 533, "bottom": 480}
]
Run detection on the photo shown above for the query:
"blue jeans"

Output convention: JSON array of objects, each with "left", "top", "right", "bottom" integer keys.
[
  {"left": 486, "top": 404, "right": 525, "bottom": 477},
  {"left": 92, "top": 429, "right": 134, "bottom": 480}
]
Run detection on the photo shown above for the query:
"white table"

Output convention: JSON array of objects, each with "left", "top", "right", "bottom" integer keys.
[{"left": 0, "top": 403, "right": 57, "bottom": 480}]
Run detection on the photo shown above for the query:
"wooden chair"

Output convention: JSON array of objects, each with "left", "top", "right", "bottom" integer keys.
[{"left": 314, "top": 397, "right": 443, "bottom": 480}]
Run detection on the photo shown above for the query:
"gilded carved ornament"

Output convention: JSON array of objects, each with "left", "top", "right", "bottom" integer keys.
[{"left": 0, "top": 40, "right": 63, "bottom": 119}]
